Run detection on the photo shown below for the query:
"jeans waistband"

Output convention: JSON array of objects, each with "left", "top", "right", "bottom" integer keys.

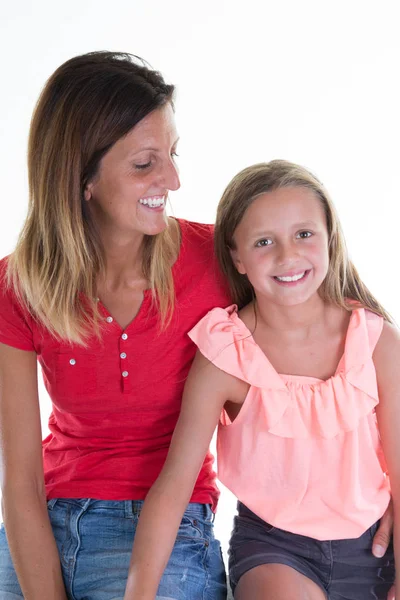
[{"left": 47, "top": 498, "right": 213, "bottom": 520}]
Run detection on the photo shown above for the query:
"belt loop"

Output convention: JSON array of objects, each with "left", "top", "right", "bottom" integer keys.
[
  {"left": 124, "top": 500, "right": 134, "bottom": 519},
  {"left": 47, "top": 498, "right": 58, "bottom": 510},
  {"left": 131, "top": 500, "right": 143, "bottom": 515},
  {"left": 204, "top": 503, "right": 214, "bottom": 521}
]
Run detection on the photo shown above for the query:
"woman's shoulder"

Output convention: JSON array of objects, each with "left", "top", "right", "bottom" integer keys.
[
  {"left": 175, "top": 218, "right": 214, "bottom": 253},
  {"left": 0, "top": 254, "right": 10, "bottom": 275},
  {"left": 0, "top": 254, "right": 14, "bottom": 297}
]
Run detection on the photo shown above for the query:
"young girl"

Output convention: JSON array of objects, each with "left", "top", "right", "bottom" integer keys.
[{"left": 124, "top": 160, "right": 397, "bottom": 600}]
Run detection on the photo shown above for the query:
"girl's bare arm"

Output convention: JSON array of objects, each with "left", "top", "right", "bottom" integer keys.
[
  {"left": 124, "top": 350, "right": 247, "bottom": 600},
  {"left": 374, "top": 322, "right": 400, "bottom": 600},
  {"left": 0, "top": 343, "right": 67, "bottom": 599}
]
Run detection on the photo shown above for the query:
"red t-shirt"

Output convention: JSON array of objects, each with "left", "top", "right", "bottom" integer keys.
[{"left": 0, "top": 219, "right": 230, "bottom": 508}]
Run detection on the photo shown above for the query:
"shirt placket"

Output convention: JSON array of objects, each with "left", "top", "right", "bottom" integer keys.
[{"left": 119, "top": 331, "right": 131, "bottom": 393}]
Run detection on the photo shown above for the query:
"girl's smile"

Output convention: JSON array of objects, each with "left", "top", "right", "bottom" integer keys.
[{"left": 272, "top": 269, "right": 311, "bottom": 286}]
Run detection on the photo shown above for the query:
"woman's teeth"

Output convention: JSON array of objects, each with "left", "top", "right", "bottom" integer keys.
[
  {"left": 275, "top": 271, "right": 306, "bottom": 282},
  {"left": 139, "top": 196, "right": 165, "bottom": 208}
]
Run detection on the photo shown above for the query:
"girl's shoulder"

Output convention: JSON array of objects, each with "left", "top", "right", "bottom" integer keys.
[{"left": 374, "top": 318, "right": 400, "bottom": 356}]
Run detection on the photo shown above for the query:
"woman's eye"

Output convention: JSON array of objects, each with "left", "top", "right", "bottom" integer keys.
[
  {"left": 255, "top": 239, "right": 272, "bottom": 247},
  {"left": 171, "top": 151, "right": 179, "bottom": 159},
  {"left": 297, "top": 231, "right": 312, "bottom": 239},
  {"left": 134, "top": 161, "right": 152, "bottom": 170}
]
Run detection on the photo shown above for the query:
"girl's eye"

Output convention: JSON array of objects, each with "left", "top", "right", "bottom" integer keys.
[
  {"left": 255, "top": 239, "right": 273, "bottom": 247},
  {"left": 297, "top": 231, "right": 313, "bottom": 239},
  {"left": 134, "top": 161, "right": 152, "bottom": 170},
  {"left": 171, "top": 151, "right": 179, "bottom": 159}
]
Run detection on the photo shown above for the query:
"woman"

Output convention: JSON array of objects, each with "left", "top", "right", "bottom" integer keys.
[
  {"left": 0, "top": 51, "right": 228, "bottom": 600},
  {"left": 0, "top": 52, "right": 393, "bottom": 600}
]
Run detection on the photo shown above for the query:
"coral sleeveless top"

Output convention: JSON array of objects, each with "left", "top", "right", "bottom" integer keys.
[{"left": 189, "top": 305, "right": 390, "bottom": 540}]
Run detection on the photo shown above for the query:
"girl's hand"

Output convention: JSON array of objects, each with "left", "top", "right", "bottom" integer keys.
[
  {"left": 372, "top": 504, "right": 395, "bottom": 600},
  {"left": 372, "top": 499, "right": 393, "bottom": 559},
  {"left": 387, "top": 585, "right": 395, "bottom": 600},
  {"left": 371, "top": 501, "right": 395, "bottom": 599}
]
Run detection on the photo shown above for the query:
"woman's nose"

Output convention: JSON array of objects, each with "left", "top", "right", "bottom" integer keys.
[{"left": 161, "top": 158, "right": 180, "bottom": 191}]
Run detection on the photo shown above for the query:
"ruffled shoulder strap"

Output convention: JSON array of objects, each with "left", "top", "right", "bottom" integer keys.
[
  {"left": 188, "top": 305, "right": 287, "bottom": 391},
  {"left": 339, "top": 308, "right": 383, "bottom": 402}
]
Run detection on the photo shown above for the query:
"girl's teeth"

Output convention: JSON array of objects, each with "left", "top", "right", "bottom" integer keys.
[
  {"left": 276, "top": 272, "right": 306, "bottom": 282},
  {"left": 139, "top": 196, "right": 165, "bottom": 208}
]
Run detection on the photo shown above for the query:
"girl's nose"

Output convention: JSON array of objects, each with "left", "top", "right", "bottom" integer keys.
[{"left": 276, "top": 243, "right": 299, "bottom": 266}]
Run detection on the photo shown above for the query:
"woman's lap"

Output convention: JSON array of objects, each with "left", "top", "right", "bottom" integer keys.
[{"left": 0, "top": 499, "right": 227, "bottom": 600}]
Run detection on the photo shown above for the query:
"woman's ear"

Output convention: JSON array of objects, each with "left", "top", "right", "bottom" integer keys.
[
  {"left": 83, "top": 183, "right": 93, "bottom": 202},
  {"left": 229, "top": 248, "right": 246, "bottom": 275}
]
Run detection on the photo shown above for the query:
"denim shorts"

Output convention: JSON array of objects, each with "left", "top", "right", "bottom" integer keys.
[
  {"left": 0, "top": 499, "right": 227, "bottom": 600},
  {"left": 229, "top": 502, "right": 395, "bottom": 599}
]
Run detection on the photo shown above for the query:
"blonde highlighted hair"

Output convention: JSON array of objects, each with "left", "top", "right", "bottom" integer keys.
[
  {"left": 8, "top": 51, "right": 180, "bottom": 345},
  {"left": 215, "top": 160, "right": 391, "bottom": 321}
]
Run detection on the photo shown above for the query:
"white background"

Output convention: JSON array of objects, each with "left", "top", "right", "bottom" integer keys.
[{"left": 1, "top": 0, "right": 400, "bottom": 559}]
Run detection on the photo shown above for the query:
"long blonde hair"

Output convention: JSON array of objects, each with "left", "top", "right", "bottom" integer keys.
[
  {"left": 215, "top": 160, "right": 391, "bottom": 321},
  {"left": 8, "top": 51, "right": 180, "bottom": 345}
]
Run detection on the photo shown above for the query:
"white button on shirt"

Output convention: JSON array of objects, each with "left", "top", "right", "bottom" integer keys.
[
  {"left": 122, "top": 371, "right": 129, "bottom": 378},
  {"left": 120, "top": 353, "right": 127, "bottom": 359},
  {"left": 69, "top": 359, "right": 76, "bottom": 365},
  {"left": 121, "top": 333, "right": 128, "bottom": 340},
  {"left": 106, "top": 316, "right": 113, "bottom": 323}
]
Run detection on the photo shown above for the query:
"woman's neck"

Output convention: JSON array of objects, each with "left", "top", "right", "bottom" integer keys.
[{"left": 99, "top": 229, "right": 146, "bottom": 291}]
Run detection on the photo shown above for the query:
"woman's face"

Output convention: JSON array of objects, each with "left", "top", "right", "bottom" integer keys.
[{"left": 86, "top": 103, "right": 180, "bottom": 239}]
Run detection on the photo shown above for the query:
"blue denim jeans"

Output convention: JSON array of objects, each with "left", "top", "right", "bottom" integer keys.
[{"left": 0, "top": 499, "right": 227, "bottom": 600}]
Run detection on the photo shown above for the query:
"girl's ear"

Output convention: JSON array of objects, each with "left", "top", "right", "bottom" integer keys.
[{"left": 229, "top": 248, "right": 247, "bottom": 275}]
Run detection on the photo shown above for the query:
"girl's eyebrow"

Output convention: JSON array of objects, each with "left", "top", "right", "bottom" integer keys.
[
  {"left": 250, "top": 221, "right": 319, "bottom": 238},
  {"left": 293, "top": 221, "right": 320, "bottom": 229}
]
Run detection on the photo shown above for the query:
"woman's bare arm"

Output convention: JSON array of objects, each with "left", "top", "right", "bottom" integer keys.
[
  {"left": 374, "top": 322, "right": 400, "bottom": 600},
  {"left": 124, "top": 351, "right": 247, "bottom": 600},
  {"left": 0, "top": 343, "right": 67, "bottom": 599}
]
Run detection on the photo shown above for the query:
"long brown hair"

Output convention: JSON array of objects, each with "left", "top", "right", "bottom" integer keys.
[
  {"left": 215, "top": 160, "right": 391, "bottom": 321},
  {"left": 8, "top": 51, "right": 180, "bottom": 344}
]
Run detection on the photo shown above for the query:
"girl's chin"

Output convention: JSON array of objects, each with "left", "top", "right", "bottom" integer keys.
[{"left": 258, "top": 288, "right": 322, "bottom": 308}]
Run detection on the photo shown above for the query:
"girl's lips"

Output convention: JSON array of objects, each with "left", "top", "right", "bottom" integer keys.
[{"left": 272, "top": 269, "right": 311, "bottom": 286}]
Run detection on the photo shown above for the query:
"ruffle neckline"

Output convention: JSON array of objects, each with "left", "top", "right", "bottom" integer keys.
[{"left": 189, "top": 305, "right": 382, "bottom": 439}]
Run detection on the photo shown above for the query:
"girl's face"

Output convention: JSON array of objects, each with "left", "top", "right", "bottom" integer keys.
[
  {"left": 231, "top": 186, "right": 330, "bottom": 307},
  {"left": 85, "top": 103, "right": 180, "bottom": 239}
]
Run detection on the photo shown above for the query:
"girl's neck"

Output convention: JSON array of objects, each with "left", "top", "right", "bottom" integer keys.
[{"left": 254, "top": 294, "right": 331, "bottom": 339}]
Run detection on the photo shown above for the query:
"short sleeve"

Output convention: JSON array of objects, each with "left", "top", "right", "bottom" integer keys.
[{"left": 0, "top": 257, "right": 35, "bottom": 351}]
